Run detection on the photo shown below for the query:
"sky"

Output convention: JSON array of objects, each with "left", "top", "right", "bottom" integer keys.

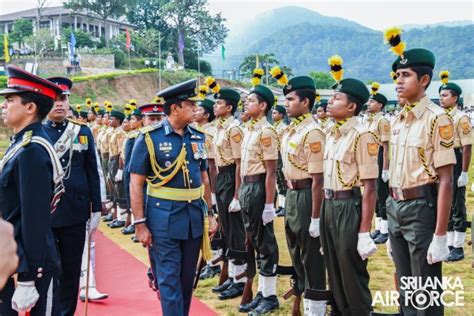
[{"left": 1, "top": 0, "right": 472, "bottom": 31}]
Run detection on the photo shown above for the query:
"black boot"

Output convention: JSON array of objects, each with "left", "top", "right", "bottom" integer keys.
[
  {"left": 212, "top": 278, "right": 233, "bottom": 293},
  {"left": 200, "top": 265, "right": 221, "bottom": 280},
  {"left": 252, "top": 295, "right": 279, "bottom": 314},
  {"left": 109, "top": 220, "right": 126, "bottom": 228},
  {"left": 239, "top": 292, "right": 263, "bottom": 313},
  {"left": 370, "top": 229, "right": 381, "bottom": 239},
  {"left": 102, "top": 213, "right": 113, "bottom": 222},
  {"left": 218, "top": 282, "right": 245, "bottom": 300},
  {"left": 374, "top": 233, "right": 389, "bottom": 244},
  {"left": 446, "top": 247, "right": 464, "bottom": 262}
]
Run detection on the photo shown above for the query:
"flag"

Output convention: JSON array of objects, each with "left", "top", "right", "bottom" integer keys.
[
  {"left": 3, "top": 33, "right": 10, "bottom": 63},
  {"left": 69, "top": 31, "right": 76, "bottom": 59},
  {"left": 126, "top": 29, "right": 131, "bottom": 49},
  {"left": 221, "top": 45, "right": 225, "bottom": 61},
  {"left": 178, "top": 31, "right": 185, "bottom": 54}
]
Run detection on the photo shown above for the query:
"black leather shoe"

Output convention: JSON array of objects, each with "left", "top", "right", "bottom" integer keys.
[
  {"left": 200, "top": 265, "right": 221, "bottom": 280},
  {"left": 448, "top": 245, "right": 454, "bottom": 252},
  {"left": 239, "top": 292, "right": 263, "bottom": 313},
  {"left": 446, "top": 247, "right": 464, "bottom": 262},
  {"left": 276, "top": 207, "right": 285, "bottom": 217},
  {"left": 131, "top": 235, "right": 139, "bottom": 243},
  {"left": 122, "top": 225, "right": 135, "bottom": 235},
  {"left": 370, "top": 230, "right": 381, "bottom": 239},
  {"left": 109, "top": 220, "right": 126, "bottom": 228},
  {"left": 212, "top": 278, "right": 233, "bottom": 293},
  {"left": 102, "top": 213, "right": 113, "bottom": 222},
  {"left": 218, "top": 282, "right": 244, "bottom": 300},
  {"left": 374, "top": 233, "right": 389, "bottom": 244},
  {"left": 252, "top": 295, "right": 279, "bottom": 314}
]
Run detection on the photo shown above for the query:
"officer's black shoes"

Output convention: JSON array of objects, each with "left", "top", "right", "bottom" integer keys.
[
  {"left": 448, "top": 245, "right": 454, "bottom": 252},
  {"left": 218, "top": 282, "right": 245, "bottom": 300},
  {"left": 121, "top": 225, "right": 135, "bottom": 235},
  {"left": 131, "top": 235, "right": 139, "bottom": 243},
  {"left": 199, "top": 265, "right": 221, "bottom": 280},
  {"left": 446, "top": 247, "right": 465, "bottom": 262},
  {"left": 212, "top": 278, "right": 233, "bottom": 293},
  {"left": 102, "top": 213, "right": 113, "bottom": 222},
  {"left": 239, "top": 291, "right": 263, "bottom": 312},
  {"left": 251, "top": 295, "right": 279, "bottom": 314},
  {"left": 109, "top": 220, "right": 126, "bottom": 228},
  {"left": 370, "top": 230, "right": 381, "bottom": 239},
  {"left": 374, "top": 233, "right": 389, "bottom": 244},
  {"left": 276, "top": 207, "right": 286, "bottom": 217}
]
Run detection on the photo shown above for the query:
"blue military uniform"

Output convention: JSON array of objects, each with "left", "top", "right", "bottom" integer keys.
[
  {"left": 129, "top": 79, "right": 208, "bottom": 316},
  {"left": 43, "top": 77, "right": 103, "bottom": 316},
  {"left": 0, "top": 65, "right": 63, "bottom": 316}
]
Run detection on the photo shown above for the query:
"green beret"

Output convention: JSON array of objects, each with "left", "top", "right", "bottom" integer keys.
[
  {"left": 199, "top": 99, "right": 216, "bottom": 122},
  {"left": 273, "top": 105, "right": 286, "bottom": 114},
  {"left": 215, "top": 88, "right": 240, "bottom": 105},
  {"left": 71, "top": 109, "right": 78, "bottom": 117},
  {"left": 110, "top": 110, "right": 125, "bottom": 122},
  {"left": 97, "top": 109, "right": 105, "bottom": 116},
  {"left": 317, "top": 99, "right": 328, "bottom": 108},
  {"left": 370, "top": 93, "right": 388, "bottom": 106},
  {"left": 392, "top": 48, "right": 435, "bottom": 72},
  {"left": 131, "top": 109, "right": 142, "bottom": 117},
  {"left": 332, "top": 78, "right": 370, "bottom": 104},
  {"left": 439, "top": 82, "right": 462, "bottom": 96},
  {"left": 283, "top": 76, "right": 316, "bottom": 95},
  {"left": 250, "top": 85, "right": 275, "bottom": 108},
  {"left": 79, "top": 111, "right": 88, "bottom": 119}
]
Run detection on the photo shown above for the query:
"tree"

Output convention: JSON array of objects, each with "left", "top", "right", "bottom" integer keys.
[
  {"left": 61, "top": 27, "right": 95, "bottom": 48},
  {"left": 25, "top": 29, "right": 54, "bottom": 57},
  {"left": 35, "top": 0, "right": 50, "bottom": 30},
  {"left": 309, "top": 71, "right": 335, "bottom": 89},
  {"left": 10, "top": 19, "right": 33, "bottom": 49},
  {"left": 65, "top": 0, "right": 129, "bottom": 48},
  {"left": 159, "top": 0, "right": 228, "bottom": 66},
  {"left": 239, "top": 53, "right": 280, "bottom": 84}
]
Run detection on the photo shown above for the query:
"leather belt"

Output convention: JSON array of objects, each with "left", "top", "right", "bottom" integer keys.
[
  {"left": 324, "top": 189, "right": 355, "bottom": 200},
  {"left": 389, "top": 184, "right": 435, "bottom": 201},
  {"left": 243, "top": 173, "right": 266, "bottom": 184},
  {"left": 287, "top": 178, "right": 312, "bottom": 190},
  {"left": 218, "top": 164, "right": 236, "bottom": 173}
]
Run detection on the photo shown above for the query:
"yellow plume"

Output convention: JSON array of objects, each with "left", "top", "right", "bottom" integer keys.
[
  {"left": 328, "top": 55, "right": 344, "bottom": 83},
  {"left": 129, "top": 99, "right": 137, "bottom": 106},
  {"left": 390, "top": 71, "right": 397, "bottom": 83},
  {"left": 251, "top": 68, "right": 264, "bottom": 86},
  {"left": 371, "top": 82, "right": 380, "bottom": 95},
  {"left": 93, "top": 103, "right": 100, "bottom": 112},
  {"left": 269, "top": 66, "right": 289, "bottom": 86},
  {"left": 204, "top": 76, "right": 220, "bottom": 94},
  {"left": 439, "top": 71, "right": 449, "bottom": 84},
  {"left": 85, "top": 98, "right": 92, "bottom": 107},
  {"left": 316, "top": 92, "right": 321, "bottom": 103},
  {"left": 383, "top": 26, "right": 406, "bottom": 56},
  {"left": 153, "top": 96, "right": 165, "bottom": 104},
  {"left": 198, "top": 85, "right": 209, "bottom": 99},
  {"left": 76, "top": 105, "right": 82, "bottom": 112}
]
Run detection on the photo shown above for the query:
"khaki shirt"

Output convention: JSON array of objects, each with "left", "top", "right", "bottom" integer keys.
[
  {"left": 366, "top": 112, "right": 391, "bottom": 144},
  {"left": 241, "top": 117, "right": 279, "bottom": 176},
  {"left": 200, "top": 121, "right": 217, "bottom": 160},
  {"left": 389, "top": 96, "right": 456, "bottom": 190},
  {"left": 324, "top": 116, "right": 379, "bottom": 190},
  {"left": 99, "top": 127, "right": 113, "bottom": 155},
  {"left": 273, "top": 120, "right": 288, "bottom": 139},
  {"left": 318, "top": 118, "right": 333, "bottom": 135},
  {"left": 109, "top": 128, "right": 126, "bottom": 157},
  {"left": 281, "top": 115, "right": 325, "bottom": 180},
  {"left": 214, "top": 117, "right": 243, "bottom": 167},
  {"left": 445, "top": 107, "right": 473, "bottom": 148}
]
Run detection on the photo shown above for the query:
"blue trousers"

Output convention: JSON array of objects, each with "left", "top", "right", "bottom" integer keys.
[{"left": 151, "top": 233, "right": 201, "bottom": 316}]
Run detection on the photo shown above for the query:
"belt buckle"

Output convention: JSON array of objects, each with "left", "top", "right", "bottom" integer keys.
[
  {"left": 324, "top": 189, "right": 334, "bottom": 199},
  {"left": 287, "top": 181, "right": 294, "bottom": 190},
  {"left": 392, "top": 188, "right": 403, "bottom": 201}
]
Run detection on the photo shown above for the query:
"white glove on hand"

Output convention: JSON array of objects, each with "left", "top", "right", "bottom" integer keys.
[
  {"left": 357, "top": 232, "right": 377, "bottom": 260},
  {"left": 381, "top": 170, "right": 389, "bottom": 183},
  {"left": 228, "top": 198, "right": 241, "bottom": 213},
  {"left": 457, "top": 171, "right": 468, "bottom": 187},
  {"left": 386, "top": 239, "right": 394, "bottom": 261},
  {"left": 89, "top": 212, "right": 101, "bottom": 235},
  {"left": 114, "top": 169, "right": 123, "bottom": 182},
  {"left": 427, "top": 234, "right": 450, "bottom": 264},
  {"left": 262, "top": 203, "right": 277, "bottom": 225},
  {"left": 211, "top": 193, "right": 217, "bottom": 206},
  {"left": 12, "top": 281, "right": 39, "bottom": 313},
  {"left": 309, "top": 218, "right": 320, "bottom": 238}
]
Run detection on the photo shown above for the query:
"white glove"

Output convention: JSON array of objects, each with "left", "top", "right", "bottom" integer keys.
[
  {"left": 228, "top": 198, "right": 241, "bottom": 213},
  {"left": 308, "top": 218, "right": 320, "bottom": 238},
  {"left": 457, "top": 171, "right": 468, "bottom": 187},
  {"left": 211, "top": 193, "right": 217, "bottom": 206},
  {"left": 11, "top": 281, "right": 39, "bottom": 313},
  {"left": 357, "top": 232, "right": 377, "bottom": 260},
  {"left": 381, "top": 170, "right": 389, "bottom": 183},
  {"left": 89, "top": 212, "right": 101, "bottom": 235},
  {"left": 114, "top": 169, "right": 123, "bottom": 182},
  {"left": 262, "top": 203, "right": 277, "bottom": 225},
  {"left": 427, "top": 234, "right": 450, "bottom": 264},
  {"left": 386, "top": 239, "right": 394, "bottom": 261}
]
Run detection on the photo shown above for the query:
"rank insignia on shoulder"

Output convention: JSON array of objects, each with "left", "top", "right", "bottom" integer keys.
[
  {"left": 21, "top": 130, "right": 33, "bottom": 147},
  {"left": 68, "top": 118, "right": 85, "bottom": 125},
  {"left": 140, "top": 125, "right": 158, "bottom": 134},
  {"left": 367, "top": 143, "right": 379, "bottom": 156}
]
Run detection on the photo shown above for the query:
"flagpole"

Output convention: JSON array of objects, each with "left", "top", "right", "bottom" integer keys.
[
  {"left": 158, "top": 31, "right": 162, "bottom": 91},
  {"left": 128, "top": 47, "right": 131, "bottom": 70}
]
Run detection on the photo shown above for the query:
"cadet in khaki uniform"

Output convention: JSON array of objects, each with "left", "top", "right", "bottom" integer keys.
[
  {"left": 438, "top": 71, "right": 472, "bottom": 262},
  {"left": 320, "top": 55, "right": 378, "bottom": 315},
  {"left": 210, "top": 89, "right": 248, "bottom": 300},
  {"left": 383, "top": 29, "right": 456, "bottom": 315},
  {"left": 239, "top": 85, "right": 280, "bottom": 314},
  {"left": 272, "top": 105, "right": 288, "bottom": 138},
  {"left": 315, "top": 100, "right": 332, "bottom": 134},
  {"left": 365, "top": 83, "right": 391, "bottom": 244},
  {"left": 272, "top": 104, "right": 289, "bottom": 216},
  {"left": 280, "top": 76, "right": 327, "bottom": 315}
]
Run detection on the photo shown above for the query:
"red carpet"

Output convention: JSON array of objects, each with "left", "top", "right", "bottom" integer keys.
[{"left": 75, "top": 231, "right": 217, "bottom": 316}]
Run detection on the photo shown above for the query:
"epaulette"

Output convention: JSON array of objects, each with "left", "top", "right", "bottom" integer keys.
[
  {"left": 427, "top": 102, "right": 445, "bottom": 116},
  {"left": 140, "top": 123, "right": 161, "bottom": 134},
  {"left": 21, "top": 130, "right": 33, "bottom": 147},
  {"left": 128, "top": 130, "right": 140, "bottom": 139},
  {"left": 68, "top": 118, "right": 85, "bottom": 125},
  {"left": 354, "top": 123, "right": 369, "bottom": 134}
]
